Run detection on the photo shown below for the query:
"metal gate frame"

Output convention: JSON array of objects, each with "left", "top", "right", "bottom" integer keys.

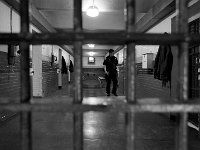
[
  {"left": 189, "top": 18, "right": 200, "bottom": 98},
  {"left": 1, "top": 0, "right": 200, "bottom": 150}
]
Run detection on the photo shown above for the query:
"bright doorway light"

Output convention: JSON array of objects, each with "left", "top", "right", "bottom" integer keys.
[
  {"left": 88, "top": 44, "right": 95, "bottom": 48},
  {"left": 86, "top": 0, "right": 99, "bottom": 17},
  {"left": 89, "top": 52, "right": 95, "bottom": 56}
]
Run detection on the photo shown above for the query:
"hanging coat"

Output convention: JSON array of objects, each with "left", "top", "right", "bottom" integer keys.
[
  {"left": 69, "top": 60, "right": 74, "bottom": 72},
  {"left": 62, "top": 56, "right": 68, "bottom": 74},
  {"left": 154, "top": 44, "right": 173, "bottom": 87}
]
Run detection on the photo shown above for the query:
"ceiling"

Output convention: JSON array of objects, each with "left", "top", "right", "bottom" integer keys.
[{"left": 32, "top": 0, "right": 159, "bottom": 56}]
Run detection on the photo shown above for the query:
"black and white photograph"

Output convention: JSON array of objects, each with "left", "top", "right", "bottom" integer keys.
[{"left": 0, "top": 0, "right": 200, "bottom": 150}]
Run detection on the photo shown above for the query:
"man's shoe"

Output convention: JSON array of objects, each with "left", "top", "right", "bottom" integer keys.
[
  {"left": 112, "top": 93, "right": 118, "bottom": 96},
  {"left": 107, "top": 93, "right": 110, "bottom": 96}
]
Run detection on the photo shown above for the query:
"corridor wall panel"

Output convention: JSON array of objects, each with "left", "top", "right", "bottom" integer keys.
[
  {"left": 0, "top": 51, "right": 20, "bottom": 101},
  {"left": 42, "top": 61, "right": 58, "bottom": 97}
]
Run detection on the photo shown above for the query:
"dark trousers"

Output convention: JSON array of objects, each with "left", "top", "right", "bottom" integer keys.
[{"left": 105, "top": 72, "right": 118, "bottom": 94}]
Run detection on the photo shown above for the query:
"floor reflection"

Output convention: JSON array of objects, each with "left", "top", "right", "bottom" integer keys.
[{"left": 83, "top": 111, "right": 126, "bottom": 149}]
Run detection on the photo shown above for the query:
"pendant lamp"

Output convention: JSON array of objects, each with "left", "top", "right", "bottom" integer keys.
[{"left": 86, "top": 0, "right": 99, "bottom": 17}]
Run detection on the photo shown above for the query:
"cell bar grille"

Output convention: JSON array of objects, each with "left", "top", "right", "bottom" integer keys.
[
  {"left": 0, "top": 0, "right": 199, "bottom": 150},
  {"left": 176, "top": 0, "right": 189, "bottom": 100},
  {"left": 126, "top": 0, "right": 136, "bottom": 150},
  {"left": 0, "top": 32, "right": 200, "bottom": 45},
  {"left": 176, "top": 0, "right": 189, "bottom": 150},
  {"left": 73, "top": 1, "right": 83, "bottom": 150},
  {"left": 20, "top": 0, "right": 32, "bottom": 150}
]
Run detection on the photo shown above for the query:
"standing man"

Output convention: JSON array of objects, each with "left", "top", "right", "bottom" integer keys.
[{"left": 103, "top": 49, "right": 118, "bottom": 96}]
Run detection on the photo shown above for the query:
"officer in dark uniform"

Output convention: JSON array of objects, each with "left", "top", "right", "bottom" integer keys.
[{"left": 103, "top": 49, "right": 118, "bottom": 96}]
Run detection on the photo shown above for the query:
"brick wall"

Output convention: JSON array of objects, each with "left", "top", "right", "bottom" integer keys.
[
  {"left": 0, "top": 51, "right": 20, "bottom": 124},
  {"left": 136, "top": 74, "right": 171, "bottom": 99},
  {"left": 0, "top": 52, "right": 67, "bottom": 98},
  {"left": 123, "top": 74, "right": 171, "bottom": 99},
  {"left": 42, "top": 61, "right": 58, "bottom": 97},
  {"left": 62, "top": 74, "right": 68, "bottom": 86},
  {"left": 0, "top": 51, "right": 21, "bottom": 102}
]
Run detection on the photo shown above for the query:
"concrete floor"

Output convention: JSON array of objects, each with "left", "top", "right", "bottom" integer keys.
[{"left": 0, "top": 78, "right": 200, "bottom": 150}]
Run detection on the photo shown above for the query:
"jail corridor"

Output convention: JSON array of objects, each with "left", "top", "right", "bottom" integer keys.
[{"left": 1, "top": 0, "right": 200, "bottom": 150}]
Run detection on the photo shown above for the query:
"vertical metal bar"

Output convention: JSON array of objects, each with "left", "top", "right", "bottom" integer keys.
[
  {"left": 73, "top": 0, "right": 83, "bottom": 150},
  {"left": 180, "top": 42, "right": 189, "bottom": 101},
  {"left": 126, "top": 0, "right": 136, "bottom": 102},
  {"left": 20, "top": 0, "right": 30, "bottom": 34},
  {"left": 176, "top": 0, "right": 189, "bottom": 101},
  {"left": 20, "top": 41, "right": 31, "bottom": 101},
  {"left": 20, "top": 0, "right": 31, "bottom": 150},
  {"left": 20, "top": 112, "right": 32, "bottom": 150},
  {"left": 74, "top": 41, "right": 83, "bottom": 103},
  {"left": 73, "top": 112, "right": 83, "bottom": 150},
  {"left": 177, "top": 112, "right": 188, "bottom": 150},
  {"left": 198, "top": 113, "right": 200, "bottom": 137},
  {"left": 58, "top": 48, "right": 62, "bottom": 89},
  {"left": 123, "top": 48, "right": 126, "bottom": 95},
  {"left": 176, "top": 0, "right": 189, "bottom": 150},
  {"left": 126, "top": 0, "right": 136, "bottom": 150},
  {"left": 126, "top": 112, "right": 135, "bottom": 150},
  {"left": 127, "top": 42, "right": 136, "bottom": 102},
  {"left": 74, "top": 0, "right": 82, "bottom": 32}
]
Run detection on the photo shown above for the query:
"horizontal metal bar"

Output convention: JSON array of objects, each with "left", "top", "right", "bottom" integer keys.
[
  {"left": 0, "top": 32, "right": 200, "bottom": 45},
  {"left": 1, "top": 102, "right": 200, "bottom": 113}
]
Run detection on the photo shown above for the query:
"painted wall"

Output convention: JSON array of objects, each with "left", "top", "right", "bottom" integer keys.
[
  {"left": 0, "top": 1, "right": 74, "bottom": 98},
  {"left": 0, "top": 1, "right": 73, "bottom": 61},
  {"left": 115, "top": 48, "right": 124, "bottom": 65},
  {"left": 0, "top": 1, "right": 18, "bottom": 33},
  {"left": 0, "top": 1, "right": 21, "bottom": 100},
  {"left": 0, "top": 1, "right": 20, "bottom": 53},
  {"left": 136, "top": 0, "right": 200, "bottom": 62},
  {"left": 135, "top": 12, "right": 177, "bottom": 58},
  {"left": 142, "top": 53, "right": 154, "bottom": 69},
  {"left": 32, "top": 45, "right": 42, "bottom": 97},
  {"left": 31, "top": 4, "right": 56, "bottom": 32},
  {"left": 42, "top": 10, "right": 125, "bottom": 30},
  {"left": 82, "top": 56, "right": 104, "bottom": 68}
]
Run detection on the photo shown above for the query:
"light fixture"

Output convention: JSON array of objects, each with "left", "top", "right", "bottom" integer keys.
[
  {"left": 89, "top": 52, "right": 95, "bottom": 56},
  {"left": 86, "top": 0, "right": 99, "bottom": 17},
  {"left": 88, "top": 44, "right": 95, "bottom": 48}
]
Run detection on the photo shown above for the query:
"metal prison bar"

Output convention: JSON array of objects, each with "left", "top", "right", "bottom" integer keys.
[
  {"left": 0, "top": 0, "right": 199, "bottom": 150},
  {"left": 20, "top": 1, "right": 31, "bottom": 150}
]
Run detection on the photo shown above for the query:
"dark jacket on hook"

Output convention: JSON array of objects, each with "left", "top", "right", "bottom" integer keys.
[
  {"left": 154, "top": 44, "right": 173, "bottom": 87},
  {"left": 62, "top": 56, "right": 68, "bottom": 74},
  {"left": 69, "top": 60, "right": 74, "bottom": 72}
]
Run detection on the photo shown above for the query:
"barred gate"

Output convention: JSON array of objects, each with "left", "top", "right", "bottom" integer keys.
[
  {"left": 0, "top": 0, "right": 200, "bottom": 150},
  {"left": 188, "top": 17, "right": 200, "bottom": 129},
  {"left": 189, "top": 46, "right": 200, "bottom": 98},
  {"left": 189, "top": 18, "right": 200, "bottom": 98}
]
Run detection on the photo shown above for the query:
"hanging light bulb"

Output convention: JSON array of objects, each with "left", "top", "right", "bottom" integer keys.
[
  {"left": 86, "top": 0, "right": 99, "bottom": 17},
  {"left": 86, "top": 6, "right": 99, "bottom": 17}
]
